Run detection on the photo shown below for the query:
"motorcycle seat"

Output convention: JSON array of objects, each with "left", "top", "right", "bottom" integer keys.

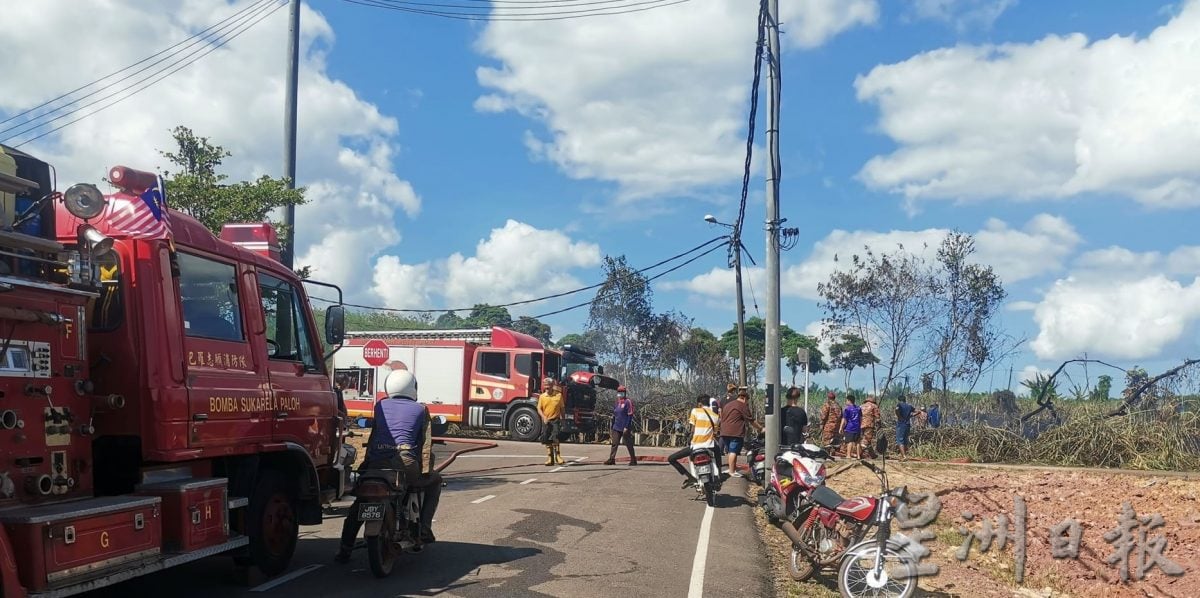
[
  {"left": 357, "top": 468, "right": 408, "bottom": 491},
  {"left": 809, "top": 485, "right": 846, "bottom": 511}
]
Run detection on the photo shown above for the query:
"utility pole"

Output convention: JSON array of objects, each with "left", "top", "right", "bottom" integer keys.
[
  {"left": 281, "top": 0, "right": 300, "bottom": 269},
  {"left": 705, "top": 215, "right": 750, "bottom": 389},
  {"left": 733, "top": 238, "right": 748, "bottom": 388},
  {"left": 762, "top": 0, "right": 784, "bottom": 468}
]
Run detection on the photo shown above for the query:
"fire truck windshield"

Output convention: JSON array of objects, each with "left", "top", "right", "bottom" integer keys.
[{"left": 562, "top": 362, "right": 597, "bottom": 377}]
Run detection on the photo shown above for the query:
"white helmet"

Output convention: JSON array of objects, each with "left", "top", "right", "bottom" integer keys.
[{"left": 383, "top": 369, "right": 417, "bottom": 399}]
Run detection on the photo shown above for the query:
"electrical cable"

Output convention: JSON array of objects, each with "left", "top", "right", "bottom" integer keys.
[
  {"left": 8, "top": 1, "right": 287, "bottom": 148},
  {"left": 0, "top": 0, "right": 275, "bottom": 130},
  {"left": 529, "top": 240, "right": 729, "bottom": 319},
  {"left": 341, "top": 0, "right": 691, "bottom": 21},
  {"left": 734, "top": 1, "right": 767, "bottom": 239},
  {"left": 366, "top": 0, "right": 641, "bottom": 9},
  {"left": 308, "top": 235, "right": 726, "bottom": 312}
]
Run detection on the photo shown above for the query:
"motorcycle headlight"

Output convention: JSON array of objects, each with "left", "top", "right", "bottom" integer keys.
[{"left": 801, "top": 473, "right": 824, "bottom": 487}]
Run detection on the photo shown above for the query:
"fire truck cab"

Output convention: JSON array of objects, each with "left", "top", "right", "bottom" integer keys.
[
  {"left": 0, "top": 147, "right": 347, "bottom": 596},
  {"left": 335, "top": 328, "right": 619, "bottom": 442}
]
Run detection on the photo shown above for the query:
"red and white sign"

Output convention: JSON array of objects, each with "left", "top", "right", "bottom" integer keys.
[{"left": 362, "top": 340, "right": 391, "bottom": 367}]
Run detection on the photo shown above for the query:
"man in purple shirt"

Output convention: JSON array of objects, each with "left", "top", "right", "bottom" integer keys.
[
  {"left": 839, "top": 394, "right": 863, "bottom": 459},
  {"left": 604, "top": 386, "right": 638, "bottom": 465}
]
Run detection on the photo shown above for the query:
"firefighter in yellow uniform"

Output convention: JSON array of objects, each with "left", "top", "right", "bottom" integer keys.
[{"left": 538, "top": 377, "right": 567, "bottom": 466}]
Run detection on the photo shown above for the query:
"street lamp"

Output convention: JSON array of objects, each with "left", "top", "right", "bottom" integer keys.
[{"left": 705, "top": 215, "right": 748, "bottom": 389}]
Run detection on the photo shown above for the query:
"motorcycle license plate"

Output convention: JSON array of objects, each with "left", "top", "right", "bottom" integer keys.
[
  {"left": 696, "top": 465, "right": 712, "bottom": 475},
  {"left": 359, "top": 503, "right": 385, "bottom": 521}
]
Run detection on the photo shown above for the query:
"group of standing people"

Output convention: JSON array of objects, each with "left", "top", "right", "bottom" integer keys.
[{"left": 817, "top": 391, "right": 941, "bottom": 459}]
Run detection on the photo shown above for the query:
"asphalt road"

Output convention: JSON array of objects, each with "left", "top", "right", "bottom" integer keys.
[{"left": 87, "top": 439, "right": 769, "bottom": 598}]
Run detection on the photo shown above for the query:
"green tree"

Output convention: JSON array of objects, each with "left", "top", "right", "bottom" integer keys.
[
  {"left": 465, "top": 304, "right": 513, "bottom": 329},
  {"left": 555, "top": 331, "right": 602, "bottom": 350},
  {"left": 345, "top": 310, "right": 431, "bottom": 332},
  {"left": 434, "top": 311, "right": 465, "bottom": 328},
  {"left": 829, "top": 333, "right": 879, "bottom": 390},
  {"left": 719, "top": 317, "right": 825, "bottom": 388},
  {"left": 159, "top": 126, "right": 305, "bottom": 243},
  {"left": 1091, "top": 374, "right": 1113, "bottom": 401},
  {"left": 512, "top": 316, "right": 552, "bottom": 344}
]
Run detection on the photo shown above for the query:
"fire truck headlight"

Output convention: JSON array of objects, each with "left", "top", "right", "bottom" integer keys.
[
  {"left": 78, "top": 224, "right": 114, "bottom": 256},
  {"left": 63, "top": 183, "right": 108, "bottom": 219}
]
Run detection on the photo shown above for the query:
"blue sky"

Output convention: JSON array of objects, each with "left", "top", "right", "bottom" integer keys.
[{"left": 3, "top": 0, "right": 1200, "bottom": 391}]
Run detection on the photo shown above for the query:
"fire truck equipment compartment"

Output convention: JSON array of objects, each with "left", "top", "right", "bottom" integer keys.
[{"left": 134, "top": 478, "right": 228, "bottom": 553}]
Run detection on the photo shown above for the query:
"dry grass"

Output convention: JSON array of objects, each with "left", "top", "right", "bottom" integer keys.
[{"left": 906, "top": 405, "right": 1200, "bottom": 470}]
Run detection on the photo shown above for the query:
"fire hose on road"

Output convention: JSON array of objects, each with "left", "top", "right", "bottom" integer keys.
[{"left": 433, "top": 437, "right": 499, "bottom": 473}]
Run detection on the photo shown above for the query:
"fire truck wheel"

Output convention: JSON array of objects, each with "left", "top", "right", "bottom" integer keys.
[
  {"left": 247, "top": 471, "right": 298, "bottom": 576},
  {"left": 508, "top": 406, "right": 542, "bottom": 442}
]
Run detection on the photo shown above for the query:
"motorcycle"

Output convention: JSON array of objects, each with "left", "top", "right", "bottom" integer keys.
[
  {"left": 352, "top": 467, "right": 427, "bottom": 578},
  {"left": 835, "top": 434, "right": 917, "bottom": 598},
  {"left": 778, "top": 435, "right": 918, "bottom": 597},
  {"left": 760, "top": 427, "right": 833, "bottom": 530},
  {"left": 688, "top": 445, "right": 722, "bottom": 507},
  {"left": 745, "top": 434, "right": 767, "bottom": 486}
]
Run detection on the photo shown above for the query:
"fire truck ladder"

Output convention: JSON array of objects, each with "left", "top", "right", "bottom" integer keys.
[{"left": 345, "top": 328, "right": 494, "bottom": 344}]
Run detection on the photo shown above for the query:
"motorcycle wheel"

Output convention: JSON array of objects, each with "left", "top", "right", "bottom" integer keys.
[
  {"left": 704, "top": 484, "right": 716, "bottom": 507},
  {"left": 367, "top": 504, "right": 398, "bottom": 578},
  {"left": 837, "top": 544, "right": 916, "bottom": 598},
  {"left": 789, "top": 545, "right": 817, "bottom": 582}
]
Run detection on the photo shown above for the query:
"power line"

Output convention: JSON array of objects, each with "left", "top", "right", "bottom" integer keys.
[
  {"left": 0, "top": 0, "right": 275, "bottom": 130},
  {"left": 531, "top": 240, "right": 729, "bottom": 319},
  {"left": 734, "top": 2, "right": 767, "bottom": 238},
  {"left": 309, "top": 236, "right": 726, "bottom": 313},
  {"left": 5, "top": 0, "right": 287, "bottom": 147},
  {"left": 341, "top": 0, "right": 691, "bottom": 21}
]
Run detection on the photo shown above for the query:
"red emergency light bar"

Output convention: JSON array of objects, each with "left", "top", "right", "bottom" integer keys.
[
  {"left": 220, "top": 223, "right": 281, "bottom": 262},
  {"left": 108, "top": 165, "right": 158, "bottom": 194}
]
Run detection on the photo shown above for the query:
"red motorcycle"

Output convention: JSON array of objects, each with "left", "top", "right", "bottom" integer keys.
[
  {"left": 759, "top": 440, "right": 833, "bottom": 529},
  {"left": 778, "top": 436, "right": 917, "bottom": 598}
]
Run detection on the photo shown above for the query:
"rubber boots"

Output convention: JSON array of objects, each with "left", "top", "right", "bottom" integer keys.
[
  {"left": 553, "top": 442, "right": 566, "bottom": 465},
  {"left": 544, "top": 445, "right": 555, "bottom": 466}
]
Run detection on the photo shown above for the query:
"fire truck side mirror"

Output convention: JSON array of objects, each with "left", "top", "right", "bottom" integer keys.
[{"left": 324, "top": 305, "right": 345, "bottom": 345}]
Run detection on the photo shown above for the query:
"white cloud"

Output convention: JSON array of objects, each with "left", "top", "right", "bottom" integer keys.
[
  {"left": 1030, "top": 275, "right": 1200, "bottom": 360},
  {"left": 668, "top": 214, "right": 1080, "bottom": 301},
  {"left": 368, "top": 220, "right": 602, "bottom": 311},
  {"left": 856, "top": 1, "right": 1200, "bottom": 209},
  {"left": 0, "top": 1, "right": 418, "bottom": 303},
  {"left": 910, "top": 0, "right": 1017, "bottom": 31},
  {"left": 474, "top": 1, "right": 877, "bottom": 199}
]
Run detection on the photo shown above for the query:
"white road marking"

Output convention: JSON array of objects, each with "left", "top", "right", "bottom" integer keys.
[
  {"left": 520, "top": 478, "right": 537, "bottom": 485},
  {"left": 571, "top": 456, "right": 588, "bottom": 464},
  {"left": 687, "top": 506, "right": 715, "bottom": 598},
  {"left": 471, "top": 494, "right": 497, "bottom": 504},
  {"left": 550, "top": 466, "right": 566, "bottom": 473},
  {"left": 250, "top": 564, "right": 322, "bottom": 592}
]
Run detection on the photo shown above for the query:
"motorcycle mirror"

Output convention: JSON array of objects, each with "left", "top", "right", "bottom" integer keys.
[{"left": 876, "top": 435, "right": 888, "bottom": 456}]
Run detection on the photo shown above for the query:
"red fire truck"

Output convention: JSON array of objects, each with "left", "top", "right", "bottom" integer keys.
[
  {"left": 334, "top": 328, "right": 618, "bottom": 441},
  {"left": 0, "top": 146, "right": 348, "bottom": 596}
]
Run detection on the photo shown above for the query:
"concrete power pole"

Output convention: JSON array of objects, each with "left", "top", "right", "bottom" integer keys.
[
  {"left": 281, "top": 0, "right": 300, "bottom": 269},
  {"left": 762, "top": 0, "right": 784, "bottom": 467},
  {"left": 733, "top": 239, "right": 748, "bottom": 388}
]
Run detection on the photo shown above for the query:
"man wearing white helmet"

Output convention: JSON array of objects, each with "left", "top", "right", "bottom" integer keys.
[{"left": 335, "top": 369, "right": 442, "bottom": 564}]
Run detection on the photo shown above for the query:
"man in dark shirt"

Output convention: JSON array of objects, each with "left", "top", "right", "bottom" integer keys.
[
  {"left": 719, "top": 390, "right": 763, "bottom": 477},
  {"left": 336, "top": 370, "right": 443, "bottom": 563},
  {"left": 780, "top": 387, "right": 808, "bottom": 446},
  {"left": 604, "top": 386, "right": 637, "bottom": 465}
]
